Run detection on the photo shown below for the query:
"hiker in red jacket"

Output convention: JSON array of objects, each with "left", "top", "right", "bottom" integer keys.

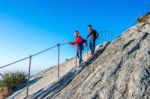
[{"left": 69, "top": 31, "right": 84, "bottom": 64}]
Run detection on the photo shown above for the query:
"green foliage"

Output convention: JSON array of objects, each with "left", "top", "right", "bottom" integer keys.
[
  {"left": 0, "top": 71, "right": 27, "bottom": 89},
  {"left": 0, "top": 80, "right": 6, "bottom": 87}
]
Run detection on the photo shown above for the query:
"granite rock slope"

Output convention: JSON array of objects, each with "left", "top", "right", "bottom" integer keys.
[{"left": 48, "top": 20, "right": 150, "bottom": 99}]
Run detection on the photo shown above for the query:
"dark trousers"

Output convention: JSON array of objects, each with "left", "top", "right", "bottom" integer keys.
[
  {"left": 77, "top": 50, "right": 83, "bottom": 64},
  {"left": 89, "top": 39, "right": 96, "bottom": 54}
]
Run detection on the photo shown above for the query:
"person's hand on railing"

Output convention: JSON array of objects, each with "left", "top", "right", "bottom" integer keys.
[{"left": 69, "top": 42, "right": 74, "bottom": 45}]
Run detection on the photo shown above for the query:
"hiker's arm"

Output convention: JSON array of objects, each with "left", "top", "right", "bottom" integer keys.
[{"left": 69, "top": 38, "right": 82, "bottom": 45}]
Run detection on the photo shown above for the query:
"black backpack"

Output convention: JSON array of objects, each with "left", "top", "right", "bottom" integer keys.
[
  {"left": 93, "top": 30, "right": 99, "bottom": 40},
  {"left": 96, "top": 31, "right": 99, "bottom": 39},
  {"left": 82, "top": 38, "right": 87, "bottom": 47}
]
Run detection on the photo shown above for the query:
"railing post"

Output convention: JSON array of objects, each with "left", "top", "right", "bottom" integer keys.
[
  {"left": 26, "top": 55, "right": 32, "bottom": 98},
  {"left": 57, "top": 43, "right": 60, "bottom": 78},
  {"left": 76, "top": 50, "right": 78, "bottom": 67}
]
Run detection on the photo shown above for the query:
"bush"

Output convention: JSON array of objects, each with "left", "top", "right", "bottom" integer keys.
[
  {"left": 0, "top": 71, "right": 27, "bottom": 97},
  {"left": 0, "top": 80, "right": 6, "bottom": 87}
]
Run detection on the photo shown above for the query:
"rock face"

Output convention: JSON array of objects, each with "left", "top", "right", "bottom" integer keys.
[{"left": 48, "top": 23, "right": 150, "bottom": 98}]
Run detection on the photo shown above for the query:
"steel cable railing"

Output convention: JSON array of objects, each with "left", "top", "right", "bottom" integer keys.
[
  {"left": 32, "top": 45, "right": 58, "bottom": 57},
  {"left": 0, "top": 56, "right": 30, "bottom": 69},
  {"left": 0, "top": 43, "right": 69, "bottom": 69}
]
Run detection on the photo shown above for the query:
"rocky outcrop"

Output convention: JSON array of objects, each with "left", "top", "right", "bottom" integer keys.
[
  {"left": 138, "top": 12, "right": 150, "bottom": 24},
  {"left": 45, "top": 23, "right": 150, "bottom": 98}
]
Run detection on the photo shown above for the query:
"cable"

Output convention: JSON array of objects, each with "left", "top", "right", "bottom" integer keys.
[
  {"left": 0, "top": 43, "right": 70, "bottom": 69},
  {"left": 0, "top": 56, "right": 30, "bottom": 69},
  {"left": 32, "top": 45, "right": 57, "bottom": 57},
  {"left": 60, "top": 43, "right": 69, "bottom": 46},
  {"left": 0, "top": 44, "right": 59, "bottom": 69}
]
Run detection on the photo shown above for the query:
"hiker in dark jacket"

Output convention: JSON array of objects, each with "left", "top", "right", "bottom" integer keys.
[
  {"left": 69, "top": 31, "right": 84, "bottom": 64},
  {"left": 87, "top": 25, "right": 99, "bottom": 56}
]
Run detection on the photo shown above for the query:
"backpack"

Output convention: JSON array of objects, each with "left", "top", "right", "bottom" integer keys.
[
  {"left": 82, "top": 38, "right": 87, "bottom": 47},
  {"left": 96, "top": 31, "right": 99, "bottom": 40},
  {"left": 94, "top": 30, "right": 99, "bottom": 40}
]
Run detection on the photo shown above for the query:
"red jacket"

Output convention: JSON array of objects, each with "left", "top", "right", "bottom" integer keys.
[
  {"left": 69, "top": 36, "right": 83, "bottom": 45},
  {"left": 69, "top": 36, "right": 83, "bottom": 50}
]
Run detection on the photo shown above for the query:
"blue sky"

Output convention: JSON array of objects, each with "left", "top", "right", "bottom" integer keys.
[{"left": 0, "top": 0, "right": 149, "bottom": 73}]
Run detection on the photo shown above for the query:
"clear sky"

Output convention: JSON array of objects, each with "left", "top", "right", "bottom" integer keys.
[{"left": 0, "top": 0, "right": 149, "bottom": 74}]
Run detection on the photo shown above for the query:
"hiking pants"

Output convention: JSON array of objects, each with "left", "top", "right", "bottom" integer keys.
[
  {"left": 89, "top": 39, "right": 96, "bottom": 54},
  {"left": 77, "top": 49, "right": 83, "bottom": 64}
]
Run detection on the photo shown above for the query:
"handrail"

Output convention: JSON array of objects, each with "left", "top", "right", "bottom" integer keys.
[
  {"left": 60, "top": 43, "right": 69, "bottom": 46},
  {"left": 0, "top": 56, "right": 30, "bottom": 69},
  {"left": 32, "top": 45, "right": 58, "bottom": 57},
  {"left": 0, "top": 43, "right": 68, "bottom": 69}
]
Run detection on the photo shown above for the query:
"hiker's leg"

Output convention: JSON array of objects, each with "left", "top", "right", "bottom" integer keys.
[
  {"left": 79, "top": 50, "right": 83, "bottom": 64},
  {"left": 89, "top": 40, "right": 93, "bottom": 53},
  {"left": 80, "top": 50, "right": 83, "bottom": 62},
  {"left": 93, "top": 40, "right": 96, "bottom": 53},
  {"left": 76, "top": 50, "right": 79, "bottom": 59},
  {"left": 90, "top": 39, "right": 94, "bottom": 54},
  {"left": 76, "top": 50, "right": 81, "bottom": 65}
]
